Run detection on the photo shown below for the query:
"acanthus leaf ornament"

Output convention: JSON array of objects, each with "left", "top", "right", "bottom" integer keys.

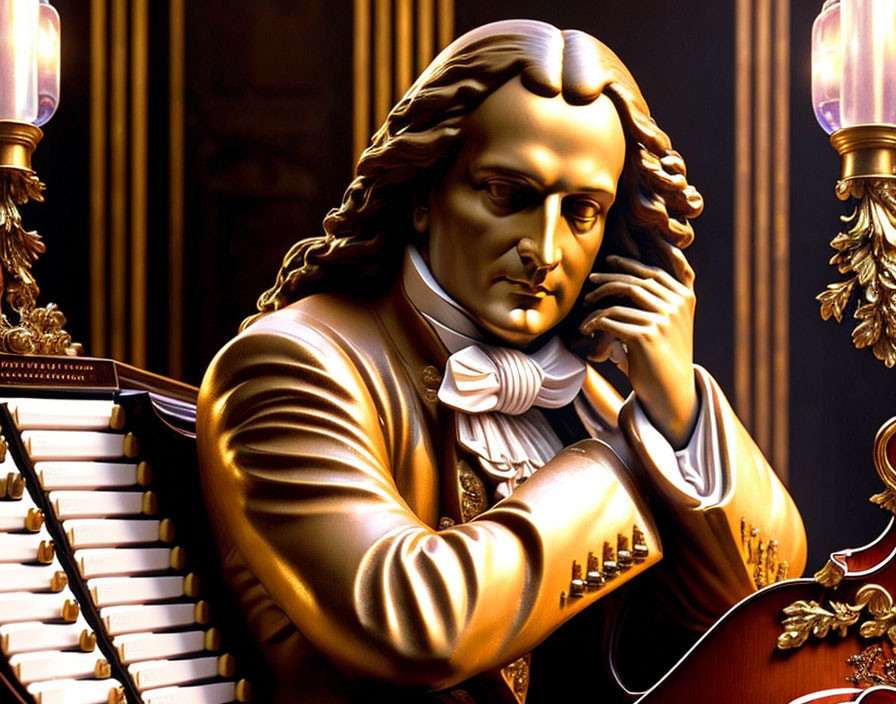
[
  {"left": 818, "top": 179, "right": 896, "bottom": 368},
  {"left": 0, "top": 123, "right": 79, "bottom": 357},
  {"left": 778, "top": 584, "right": 896, "bottom": 651}
]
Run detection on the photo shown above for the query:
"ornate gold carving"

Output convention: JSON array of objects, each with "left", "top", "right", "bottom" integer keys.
[
  {"left": 817, "top": 178, "right": 896, "bottom": 367},
  {"left": 815, "top": 559, "right": 846, "bottom": 587},
  {"left": 500, "top": 655, "right": 530, "bottom": 704},
  {"left": 778, "top": 584, "right": 896, "bottom": 650},
  {"left": 741, "top": 518, "right": 788, "bottom": 588},
  {"left": 457, "top": 459, "right": 486, "bottom": 522},
  {"left": 871, "top": 418, "right": 896, "bottom": 515},
  {"left": 847, "top": 643, "right": 896, "bottom": 688},
  {"left": 0, "top": 167, "right": 80, "bottom": 356}
]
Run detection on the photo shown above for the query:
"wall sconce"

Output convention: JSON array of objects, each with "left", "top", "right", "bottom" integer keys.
[
  {"left": 814, "top": 0, "right": 896, "bottom": 367},
  {"left": 0, "top": 0, "right": 78, "bottom": 356}
]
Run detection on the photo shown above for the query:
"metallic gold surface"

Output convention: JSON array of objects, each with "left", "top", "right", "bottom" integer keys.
[
  {"left": 778, "top": 584, "right": 896, "bottom": 650},
  {"left": 204, "top": 20, "right": 806, "bottom": 700},
  {"left": 0, "top": 122, "right": 40, "bottom": 170},
  {"left": 734, "top": 0, "right": 791, "bottom": 481},
  {"left": 0, "top": 161, "right": 80, "bottom": 356},
  {"left": 168, "top": 0, "right": 185, "bottom": 379},
  {"left": 130, "top": 0, "right": 148, "bottom": 369},
  {"left": 89, "top": 0, "right": 107, "bottom": 357},
  {"left": 734, "top": 0, "right": 752, "bottom": 427},
  {"left": 352, "top": 0, "right": 371, "bottom": 164},
  {"left": 772, "top": 0, "right": 790, "bottom": 479},
  {"left": 817, "top": 178, "right": 896, "bottom": 367},
  {"left": 110, "top": 0, "right": 127, "bottom": 362},
  {"left": 814, "top": 559, "right": 846, "bottom": 587},
  {"left": 872, "top": 417, "right": 896, "bottom": 513},
  {"left": 373, "top": 0, "right": 391, "bottom": 126},
  {"left": 832, "top": 125, "right": 896, "bottom": 181}
]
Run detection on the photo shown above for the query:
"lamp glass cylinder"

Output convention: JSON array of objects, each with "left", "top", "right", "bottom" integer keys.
[
  {"left": 35, "top": 0, "right": 59, "bottom": 126},
  {"left": 0, "top": 0, "right": 39, "bottom": 123},
  {"left": 842, "top": 0, "right": 896, "bottom": 127},
  {"left": 812, "top": 0, "right": 843, "bottom": 133}
]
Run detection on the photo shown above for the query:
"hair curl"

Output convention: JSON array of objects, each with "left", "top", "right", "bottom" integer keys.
[{"left": 242, "top": 20, "right": 703, "bottom": 330}]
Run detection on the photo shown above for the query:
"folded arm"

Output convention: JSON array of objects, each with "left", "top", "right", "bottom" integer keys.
[{"left": 197, "top": 312, "right": 662, "bottom": 690}]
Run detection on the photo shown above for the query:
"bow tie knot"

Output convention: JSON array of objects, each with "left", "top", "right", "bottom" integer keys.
[{"left": 437, "top": 338, "right": 587, "bottom": 416}]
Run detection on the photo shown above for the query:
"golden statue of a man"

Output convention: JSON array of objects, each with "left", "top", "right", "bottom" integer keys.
[{"left": 197, "top": 20, "right": 806, "bottom": 703}]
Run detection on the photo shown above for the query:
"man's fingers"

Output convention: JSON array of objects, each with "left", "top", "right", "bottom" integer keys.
[
  {"left": 580, "top": 306, "right": 657, "bottom": 336},
  {"left": 583, "top": 280, "right": 669, "bottom": 310},
  {"left": 604, "top": 254, "right": 691, "bottom": 296},
  {"left": 588, "top": 272, "right": 675, "bottom": 304}
]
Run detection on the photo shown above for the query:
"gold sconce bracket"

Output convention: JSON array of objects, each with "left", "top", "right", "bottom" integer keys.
[
  {"left": 817, "top": 124, "right": 896, "bottom": 368},
  {"left": 0, "top": 121, "right": 80, "bottom": 357}
]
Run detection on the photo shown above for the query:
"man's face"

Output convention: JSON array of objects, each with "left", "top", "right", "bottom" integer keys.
[{"left": 420, "top": 76, "right": 626, "bottom": 348}]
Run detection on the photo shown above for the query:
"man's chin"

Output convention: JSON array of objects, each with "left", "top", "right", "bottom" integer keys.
[{"left": 475, "top": 307, "right": 559, "bottom": 348}]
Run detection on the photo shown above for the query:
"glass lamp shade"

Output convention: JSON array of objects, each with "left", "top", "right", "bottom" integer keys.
[
  {"left": 35, "top": 0, "right": 59, "bottom": 126},
  {"left": 812, "top": 0, "right": 842, "bottom": 134},
  {"left": 0, "top": 0, "right": 39, "bottom": 124},
  {"left": 841, "top": 0, "right": 896, "bottom": 127}
]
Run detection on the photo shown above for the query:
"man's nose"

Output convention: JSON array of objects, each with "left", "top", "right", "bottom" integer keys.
[{"left": 517, "top": 193, "right": 562, "bottom": 279}]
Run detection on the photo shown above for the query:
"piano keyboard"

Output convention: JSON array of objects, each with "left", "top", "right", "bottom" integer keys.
[{"left": 0, "top": 396, "right": 251, "bottom": 704}]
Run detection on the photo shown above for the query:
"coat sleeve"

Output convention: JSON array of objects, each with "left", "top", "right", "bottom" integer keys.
[
  {"left": 196, "top": 313, "right": 663, "bottom": 691},
  {"left": 615, "top": 365, "right": 807, "bottom": 629}
]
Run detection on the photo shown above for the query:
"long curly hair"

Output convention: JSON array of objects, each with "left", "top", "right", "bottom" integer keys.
[{"left": 242, "top": 19, "right": 703, "bottom": 330}]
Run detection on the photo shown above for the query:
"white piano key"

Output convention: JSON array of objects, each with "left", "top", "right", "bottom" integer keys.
[
  {"left": 66, "top": 519, "right": 161, "bottom": 548},
  {"left": 22, "top": 430, "right": 135, "bottom": 461},
  {"left": 76, "top": 546, "right": 174, "bottom": 578},
  {"left": 0, "top": 589, "right": 79, "bottom": 623},
  {"left": 0, "top": 494, "right": 42, "bottom": 531},
  {"left": 114, "top": 630, "right": 207, "bottom": 663},
  {"left": 141, "top": 681, "right": 237, "bottom": 704},
  {"left": 10, "top": 649, "right": 110, "bottom": 684},
  {"left": 6, "top": 398, "right": 118, "bottom": 431},
  {"left": 0, "top": 561, "right": 67, "bottom": 592},
  {"left": 1, "top": 617, "right": 94, "bottom": 655},
  {"left": 50, "top": 490, "right": 150, "bottom": 519},
  {"left": 27, "top": 678, "right": 122, "bottom": 704},
  {"left": 89, "top": 575, "right": 185, "bottom": 607},
  {"left": 130, "top": 655, "right": 220, "bottom": 691},
  {"left": 0, "top": 528, "right": 53, "bottom": 563},
  {"left": 36, "top": 461, "right": 141, "bottom": 490},
  {"left": 102, "top": 602, "right": 203, "bottom": 635}
]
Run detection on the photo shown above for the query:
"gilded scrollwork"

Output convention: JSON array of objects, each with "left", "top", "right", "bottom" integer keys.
[
  {"left": 778, "top": 584, "right": 896, "bottom": 650},
  {"left": 817, "top": 178, "right": 896, "bottom": 368},
  {"left": 0, "top": 169, "right": 79, "bottom": 356},
  {"left": 814, "top": 559, "right": 846, "bottom": 588}
]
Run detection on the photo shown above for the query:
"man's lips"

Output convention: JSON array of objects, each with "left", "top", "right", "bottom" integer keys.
[{"left": 497, "top": 276, "right": 555, "bottom": 297}]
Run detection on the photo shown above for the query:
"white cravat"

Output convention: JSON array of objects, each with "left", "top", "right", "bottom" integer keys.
[
  {"left": 401, "top": 245, "right": 722, "bottom": 505},
  {"left": 402, "top": 247, "right": 584, "bottom": 498}
]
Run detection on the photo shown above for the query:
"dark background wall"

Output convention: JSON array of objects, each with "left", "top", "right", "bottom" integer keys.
[{"left": 28, "top": 0, "right": 894, "bottom": 571}]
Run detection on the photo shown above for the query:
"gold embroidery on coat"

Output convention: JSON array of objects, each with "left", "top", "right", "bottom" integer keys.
[
  {"left": 457, "top": 459, "right": 487, "bottom": 522},
  {"left": 740, "top": 517, "right": 787, "bottom": 588},
  {"left": 500, "top": 655, "right": 530, "bottom": 703}
]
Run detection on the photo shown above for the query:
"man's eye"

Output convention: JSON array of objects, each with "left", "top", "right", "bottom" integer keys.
[
  {"left": 482, "top": 179, "right": 531, "bottom": 211},
  {"left": 563, "top": 198, "right": 602, "bottom": 232}
]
